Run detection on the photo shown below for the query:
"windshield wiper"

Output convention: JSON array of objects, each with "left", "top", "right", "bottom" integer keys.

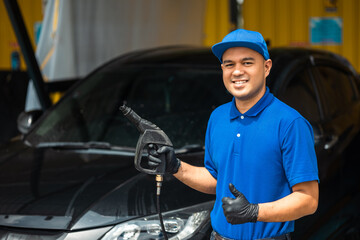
[
  {"left": 36, "top": 141, "right": 134, "bottom": 151},
  {"left": 36, "top": 142, "right": 203, "bottom": 154},
  {"left": 176, "top": 144, "right": 204, "bottom": 154}
]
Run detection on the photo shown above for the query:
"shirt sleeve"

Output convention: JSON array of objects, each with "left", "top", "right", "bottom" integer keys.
[
  {"left": 281, "top": 117, "right": 319, "bottom": 187},
  {"left": 204, "top": 117, "right": 218, "bottom": 179}
]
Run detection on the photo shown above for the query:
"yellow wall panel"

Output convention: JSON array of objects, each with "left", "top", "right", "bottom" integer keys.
[
  {"left": 289, "top": 0, "right": 307, "bottom": 43},
  {"left": 203, "top": 0, "right": 232, "bottom": 46},
  {"left": 260, "top": 0, "right": 275, "bottom": 43},
  {"left": 243, "top": 0, "right": 360, "bottom": 71},
  {"left": 242, "top": 0, "right": 261, "bottom": 30},
  {"left": 0, "top": 0, "right": 43, "bottom": 70},
  {"left": 0, "top": 2, "right": 16, "bottom": 70},
  {"left": 274, "top": 0, "right": 290, "bottom": 46},
  {"left": 341, "top": 0, "right": 357, "bottom": 68},
  {"left": 356, "top": 0, "right": 360, "bottom": 69}
]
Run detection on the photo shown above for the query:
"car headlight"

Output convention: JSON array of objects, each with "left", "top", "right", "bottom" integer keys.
[{"left": 101, "top": 201, "right": 214, "bottom": 240}]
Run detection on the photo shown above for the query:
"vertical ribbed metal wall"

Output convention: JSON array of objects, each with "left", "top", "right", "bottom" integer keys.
[
  {"left": 203, "top": 0, "right": 232, "bottom": 47},
  {"left": 242, "top": 0, "right": 360, "bottom": 71}
]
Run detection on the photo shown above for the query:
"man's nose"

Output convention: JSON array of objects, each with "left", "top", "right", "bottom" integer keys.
[{"left": 233, "top": 68, "right": 244, "bottom": 76}]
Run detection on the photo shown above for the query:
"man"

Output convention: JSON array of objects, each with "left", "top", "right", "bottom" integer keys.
[{"left": 149, "top": 29, "right": 319, "bottom": 240}]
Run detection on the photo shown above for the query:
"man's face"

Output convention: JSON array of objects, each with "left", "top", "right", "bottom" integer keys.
[{"left": 221, "top": 47, "right": 272, "bottom": 112}]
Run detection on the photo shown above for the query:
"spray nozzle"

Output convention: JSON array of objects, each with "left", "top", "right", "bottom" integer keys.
[{"left": 120, "top": 104, "right": 172, "bottom": 175}]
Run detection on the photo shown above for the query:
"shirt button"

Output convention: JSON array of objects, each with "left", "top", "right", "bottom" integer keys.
[
  {"left": 240, "top": 116, "right": 244, "bottom": 119},
  {"left": 237, "top": 133, "right": 240, "bottom": 137}
]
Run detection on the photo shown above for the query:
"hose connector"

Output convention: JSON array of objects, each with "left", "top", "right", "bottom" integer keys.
[{"left": 156, "top": 174, "right": 163, "bottom": 196}]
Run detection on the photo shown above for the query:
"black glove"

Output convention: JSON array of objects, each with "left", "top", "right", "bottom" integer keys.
[
  {"left": 147, "top": 144, "right": 181, "bottom": 174},
  {"left": 222, "top": 183, "right": 259, "bottom": 224}
]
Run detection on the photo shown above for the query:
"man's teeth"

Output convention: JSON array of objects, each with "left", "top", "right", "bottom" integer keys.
[{"left": 234, "top": 80, "right": 247, "bottom": 84}]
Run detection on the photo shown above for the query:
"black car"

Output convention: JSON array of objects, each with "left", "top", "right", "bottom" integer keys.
[{"left": 0, "top": 46, "right": 360, "bottom": 240}]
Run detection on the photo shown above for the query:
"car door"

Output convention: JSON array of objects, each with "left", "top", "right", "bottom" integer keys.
[
  {"left": 275, "top": 54, "right": 360, "bottom": 183},
  {"left": 302, "top": 56, "right": 360, "bottom": 239},
  {"left": 310, "top": 58, "right": 360, "bottom": 182},
  {"left": 273, "top": 56, "right": 325, "bottom": 160},
  {"left": 272, "top": 55, "right": 357, "bottom": 238}
]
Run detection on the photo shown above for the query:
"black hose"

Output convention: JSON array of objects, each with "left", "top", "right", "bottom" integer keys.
[{"left": 157, "top": 192, "right": 168, "bottom": 240}]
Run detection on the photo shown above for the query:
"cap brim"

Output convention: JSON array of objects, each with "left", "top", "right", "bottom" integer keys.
[{"left": 212, "top": 41, "right": 268, "bottom": 63}]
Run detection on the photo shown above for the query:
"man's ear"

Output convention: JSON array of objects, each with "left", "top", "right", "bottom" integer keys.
[
  {"left": 264, "top": 59, "right": 272, "bottom": 77},
  {"left": 221, "top": 64, "right": 226, "bottom": 71}
]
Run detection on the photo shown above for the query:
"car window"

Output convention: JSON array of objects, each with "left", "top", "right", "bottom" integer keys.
[
  {"left": 315, "top": 66, "right": 356, "bottom": 118},
  {"left": 26, "top": 65, "right": 231, "bottom": 149},
  {"left": 279, "top": 68, "right": 321, "bottom": 122}
]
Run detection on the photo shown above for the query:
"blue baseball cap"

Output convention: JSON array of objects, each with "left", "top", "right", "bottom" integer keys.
[{"left": 212, "top": 29, "right": 270, "bottom": 62}]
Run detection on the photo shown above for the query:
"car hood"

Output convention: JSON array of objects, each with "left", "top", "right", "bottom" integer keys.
[
  {"left": 0, "top": 139, "right": 213, "bottom": 231},
  {"left": 0, "top": 138, "right": 134, "bottom": 230}
]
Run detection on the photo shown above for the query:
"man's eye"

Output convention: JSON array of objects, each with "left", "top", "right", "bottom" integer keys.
[
  {"left": 225, "top": 64, "right": 234, "bottom": 68},
  {"left": 244, "top": 62, "right": 253, "bottom": 66}
]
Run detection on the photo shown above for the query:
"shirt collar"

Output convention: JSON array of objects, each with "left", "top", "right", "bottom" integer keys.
[{"left": 230, "top": 87, "right": 274, "bottom": 120}]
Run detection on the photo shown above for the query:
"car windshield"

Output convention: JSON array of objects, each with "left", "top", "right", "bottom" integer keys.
[{"left": 25, "top": 64, "right": 231, "bottom": 149}]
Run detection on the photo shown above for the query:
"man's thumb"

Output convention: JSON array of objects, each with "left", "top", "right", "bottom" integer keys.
[{"left": 229, "top": 183, "right": 242, "bottom": 198}]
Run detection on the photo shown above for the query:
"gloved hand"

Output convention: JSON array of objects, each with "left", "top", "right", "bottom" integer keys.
[
  {"left": 147, "top": 144, "right": 181, "bottom": 174},
  {"left": 222, "top": 183, "right": 259, "bottom": 224}
]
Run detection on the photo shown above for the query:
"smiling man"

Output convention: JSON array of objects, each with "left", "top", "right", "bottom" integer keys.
[
  {"left": 148, "top": 29, "right": 319, "bottom": 240},
  {"left": 221, "top": 46, "right": 272, "bottom": 114}
]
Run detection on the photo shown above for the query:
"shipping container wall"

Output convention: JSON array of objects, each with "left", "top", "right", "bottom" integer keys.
[{"left": 242, "top": 0, "right": 360, "bottom": 72}]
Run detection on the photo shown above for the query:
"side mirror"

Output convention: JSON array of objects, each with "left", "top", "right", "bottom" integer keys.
[
  {"left": 17, "top": 110, "right": 43, "bottom": 134},
  {"left": 311, "top": 122, "right": 324, "bottom": 147}
]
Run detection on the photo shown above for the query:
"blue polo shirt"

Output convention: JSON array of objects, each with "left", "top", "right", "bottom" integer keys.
[{"left": 204, "top": 88, "right": 319, "bottom": 240}]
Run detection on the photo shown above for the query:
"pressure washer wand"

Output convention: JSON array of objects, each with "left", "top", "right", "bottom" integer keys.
[
  {"left": 119, "top": 105, "right": 172, "bottom": 175},
  {"left": 120, "top": 104, "right": 170, "bottom": 240}
]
